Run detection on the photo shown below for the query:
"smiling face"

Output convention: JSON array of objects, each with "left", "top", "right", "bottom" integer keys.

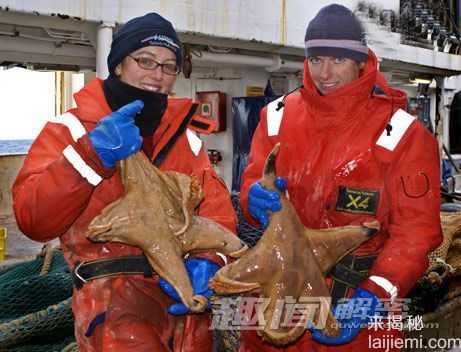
[
  {"left": 115, "top": 46, "right": 178, "bottom": 94},
  {"left": 307, "top": 56, "right": 365, "bottom": 95}
]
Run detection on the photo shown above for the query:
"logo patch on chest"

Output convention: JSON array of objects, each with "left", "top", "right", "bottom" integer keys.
[{"left": 335, "top": 186, "right": 380, "bottom": 215}]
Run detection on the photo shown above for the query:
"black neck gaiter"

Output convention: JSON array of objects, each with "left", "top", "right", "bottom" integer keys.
[{"left": 103, "top": 75, "right": 168, "bottom": 137}]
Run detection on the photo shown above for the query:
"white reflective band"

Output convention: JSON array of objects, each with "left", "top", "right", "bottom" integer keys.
[
  {"left": 216, "top": 252, "right": 228, "bottom": 266},
  {"left": 186, "top": 128, "right": 202, "bottom": 156},
  {"left": 369, "top": 275, "right": 398, "bottom": 300},
  {"left": 62, "top": 145, "right": 103, "bottom": 186},
  {"left": 376, "top": 109, "right": 415, "bottom": 151},
  {"left": 48, "top": 112, "right": 87, "bottom": 142},
  {"left": 267, "top": 96, "right": 285, "bottom": 136}
]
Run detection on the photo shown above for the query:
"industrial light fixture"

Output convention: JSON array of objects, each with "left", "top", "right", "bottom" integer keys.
[{"left": 409, "top": 75, "right": 433, "bottom": 85}]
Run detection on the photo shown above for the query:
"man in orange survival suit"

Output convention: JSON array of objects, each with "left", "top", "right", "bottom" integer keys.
[
  {"left": 13, "top": 12, "right": 236, "bottom": 352},
  {"left": 238, "top": 4, "right": 442, "bottom": 352}
]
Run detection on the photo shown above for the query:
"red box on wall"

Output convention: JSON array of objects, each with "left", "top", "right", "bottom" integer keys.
[{"left": 195, "top": 91, "right": 227, "bottom": 132}]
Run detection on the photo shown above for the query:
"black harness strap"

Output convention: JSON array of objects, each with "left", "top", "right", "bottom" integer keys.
[
  {"left": 72, "top": 255, "right": 153, "bottom": 289},
  {"left": 153, "top": 103, "right": 198, "bottom": 167},
  {"left": 329, "top": 254, "right": 377, "bottom": 306}
]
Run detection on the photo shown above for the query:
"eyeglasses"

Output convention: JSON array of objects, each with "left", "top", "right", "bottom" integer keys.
[{"left": 128, "top": 55, "right": 181, "bottom": 75}]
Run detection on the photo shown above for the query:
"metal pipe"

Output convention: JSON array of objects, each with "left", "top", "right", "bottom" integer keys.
[
  {"left": 192, "top": 51, "right": 303, "bottom": 72},
  {"left": 0, "top": 35, "right": 94, "bottom": 57},
  {"left": 96, "top": 22, "right": 114, "bottom": 79}
]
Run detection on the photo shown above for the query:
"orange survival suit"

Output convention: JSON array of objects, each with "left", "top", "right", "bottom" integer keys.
[
  {"left": 13, "top": 78, "right": 236, "bottom": 352},
  {"left": 239, "top": 50, "right": 442, "bottom": 351}
]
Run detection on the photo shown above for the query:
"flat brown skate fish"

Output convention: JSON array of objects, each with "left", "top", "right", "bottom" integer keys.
[
  {"left": 87, "top": 152, "right": 247, "bottom": 313},
  {"left": 209, "top": 143, "right": 379, "bottom": 346}
]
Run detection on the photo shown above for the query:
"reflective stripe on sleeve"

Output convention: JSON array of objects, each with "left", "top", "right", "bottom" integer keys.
[
  {"left": 369, "top": 275, "right": 398, "bottom": 301},
  {"left": 267, "top": 96, "right": 285, "bottom": 137},
  {"left": 62, "top": 145, "right": 103, "bottom": 186},
  {"left": 376, "top": 109, "right": 416, "bottom": 151},
  {"left": 186, "top": 128, "right": 202, "bottom": 156},
  {"left": 48, "top": 112, "right": 87, "bottom": 142}
]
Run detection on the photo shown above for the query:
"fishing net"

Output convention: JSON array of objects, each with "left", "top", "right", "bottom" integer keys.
[
  {"left": 231, "top": 193, "right": 263, "bottom": 248},
  {"left": 408, "top": 211, "right": 461, "bottom": 322},
  {"left": 1, "top": 335, "right": 76, "bottom": 352},
  {"left": 426, "top": 212, "right": 461, "bottom": 276},
  {"left": 0, "top": 247, "right": 76, "bottom": 351}
]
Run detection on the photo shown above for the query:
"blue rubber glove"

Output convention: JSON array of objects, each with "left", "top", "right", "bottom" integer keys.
[
  {"left": 248, "top": 176, "right": 287, "bottom": 228},
  {"left": 159, "top": 258, "right": 219, "bottom": 315},
  {"left": 311, "top": 288, "right": 383, "bottom": 345},
  {"left": 88, "top": 100, "right": 144, "bottom": 168}
]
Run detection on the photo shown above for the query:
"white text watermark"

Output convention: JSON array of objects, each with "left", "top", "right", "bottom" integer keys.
[
  {"left": 210, "top": 296, "right": 434, "bottom": 331},
  {"left": 369, "top": 334, "right": 461, "bottom": 351}
]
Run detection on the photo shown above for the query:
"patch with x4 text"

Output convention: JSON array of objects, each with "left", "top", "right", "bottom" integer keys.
[{"left": 335, "top": 186, "right": 380, "bottom": 215}]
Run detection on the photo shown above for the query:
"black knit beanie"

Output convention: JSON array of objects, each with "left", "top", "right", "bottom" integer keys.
[
  {"left": 107, "top": 13, "right": 182, "bottom": 75},
  {"left": 305, "top": 4, "right": 368, "bottom": 62}
]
